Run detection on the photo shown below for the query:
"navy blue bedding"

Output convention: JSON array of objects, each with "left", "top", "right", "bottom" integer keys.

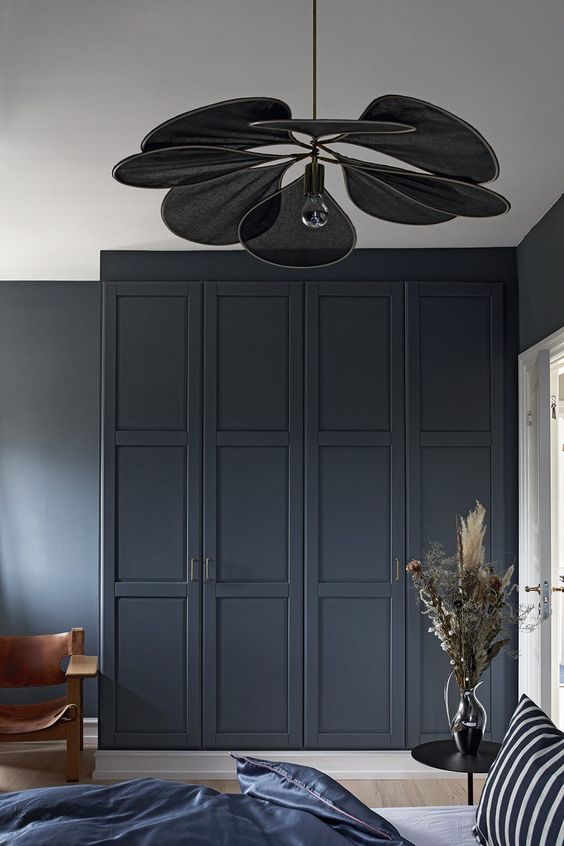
[
  {"left": 234, "top": 754, "right": 409, "bottom": 845},
  {"left": 0, "top": 759, "right": 415, "bottom": 845}
]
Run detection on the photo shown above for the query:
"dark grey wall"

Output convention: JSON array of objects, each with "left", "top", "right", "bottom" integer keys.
[
  {"left": 518, "top": 193, "right": 564, "bottom": 351},
  {"left": 0, "top": 282, "right": 100, "bottom": 715}
]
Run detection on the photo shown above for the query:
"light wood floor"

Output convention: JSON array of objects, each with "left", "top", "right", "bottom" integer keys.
[{"left": 0, "top": 744, "right": 483, "bottom": 806}]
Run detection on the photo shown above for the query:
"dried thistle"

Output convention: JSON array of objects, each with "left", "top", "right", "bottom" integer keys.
[{"left": 406, "top": 502, "right": 530, "bottom": 689}]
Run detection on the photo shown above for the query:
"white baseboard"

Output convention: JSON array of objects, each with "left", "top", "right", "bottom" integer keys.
[
  {"left": 93, "top": 748, "right": 480, "bottom": 782},
  {"left": 2, "top": 717, "right": 483, "bottom": 782},
  {"left": 83, "top": 718, "right": 98, "bottom": 747}
]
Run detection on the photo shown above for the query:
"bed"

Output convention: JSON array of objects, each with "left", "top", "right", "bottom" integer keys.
[
  {"left": 0, "top": 779, "right": 476, "bottom": 846},
  {"left": 6, "top": 695, "right": 558, "bottom": 845},
  {"left": 0, "top": 754, "right": 478, "bottom": 846}
]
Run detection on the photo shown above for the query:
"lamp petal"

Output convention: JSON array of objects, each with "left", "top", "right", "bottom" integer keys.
[
  {"left": 161, "top": 160, "right": 293, "bottom": 245},
  {"left": 113, "top": 146, "right": 295, "bottom": 188},
  {"left": 343, "top": 166, "right": 456, "bottom": 224},
  {"left": 141, "top": 97, "right": 293, "bottom": 151},
  {"left": 342, "top": 159, "right": 509, "bottom": 218},
  {"left": 252, "top": 118, "right": 413, "bottom": 138},
  {"left": 239, "top": 177, "right": 356, "bottom": 268},
  {"left": 340, "top": 95, "right": 500, "bottom": 183}
]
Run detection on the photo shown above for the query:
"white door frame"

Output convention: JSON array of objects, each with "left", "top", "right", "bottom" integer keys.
[{"left": 519, "top": 324, "right": 564, "bottom": 716}]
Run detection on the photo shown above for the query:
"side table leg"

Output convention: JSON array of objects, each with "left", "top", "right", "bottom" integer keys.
[{"left": 467, "top": 772, "right": 473, "bottom": 805}]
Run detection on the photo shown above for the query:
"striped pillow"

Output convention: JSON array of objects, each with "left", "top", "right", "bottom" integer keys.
[{"left": 474, "top": 694, "right": 564, "bottom": 845}]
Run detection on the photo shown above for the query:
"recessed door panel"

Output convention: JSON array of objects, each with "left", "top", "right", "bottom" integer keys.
[
  {"left": 420, "top": 446, "right": 492, "bottom": 557},
  {"left": 117, "top": 446, "right": 186, "bottom": 582},
  {"left": 217, "top": 446, "right": 288, "bottom": 583},
  {"left": 216, "top": 597, "right": 288, "bottom": 734},
  {"left": 217, "top": 295, "right": 289, "bottom": 431},
  {"left": 318, "top": 597, "right": 390, "bottom": 734},
  {"left": 319, "top": 446, "right": 390, "bottom": 583},
  {"left": 419, "top": 294, "right": 491, "bottom": 432},
  {"left": 319, "top": 295, "right": 390, "bottom": 431},
  {"left": 116, "top": 296, "right": 187, "bottom": 431},
  {"left": 116, "top": 597, "right": 186, "bottom": 737}
]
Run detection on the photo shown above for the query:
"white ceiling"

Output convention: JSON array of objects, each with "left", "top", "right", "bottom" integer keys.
[{"left": 1, "top": 0, "right": 563, "bottom": 280}]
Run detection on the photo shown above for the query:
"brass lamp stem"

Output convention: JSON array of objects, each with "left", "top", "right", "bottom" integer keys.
[{"left": 312, "top": 0, "right": 317, "bottom": 120}]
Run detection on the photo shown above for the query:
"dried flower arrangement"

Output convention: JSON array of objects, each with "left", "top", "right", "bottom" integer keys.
[{"left": 406, "top": 501, "right": 526, "bottom": 690}]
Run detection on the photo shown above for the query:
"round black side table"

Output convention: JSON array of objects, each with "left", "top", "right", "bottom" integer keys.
[{"left": 411, "top": 740, "right": 501, "bottom": 805}]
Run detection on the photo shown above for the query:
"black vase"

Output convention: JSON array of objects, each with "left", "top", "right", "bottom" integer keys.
[{"left": 445, "top": 673, "right": 487, "bottom": 755}]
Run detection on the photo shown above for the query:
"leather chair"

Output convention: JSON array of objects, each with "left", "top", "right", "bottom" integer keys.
[{"left": 0, "top": 628, "right": 98, "bottom": 782}]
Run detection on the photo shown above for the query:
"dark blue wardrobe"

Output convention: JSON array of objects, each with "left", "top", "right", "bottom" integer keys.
[{"left": 99, "top": 273, "right": 507, "bottom": 751}]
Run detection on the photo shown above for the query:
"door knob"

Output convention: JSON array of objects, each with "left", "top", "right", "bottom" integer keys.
[
  {"left": 524, "top": 584, "right": 541, "bottom": 593},
  {"left": 552, "top": 586, "right": 564, "bottom": 593}
]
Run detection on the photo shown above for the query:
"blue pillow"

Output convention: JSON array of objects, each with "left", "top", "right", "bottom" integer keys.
[
  {"left": 474, "top": 694, "right": 564, "bottom": 846},
  {"left": 232, "top": 753, "right": 415, "bottom": 846}
]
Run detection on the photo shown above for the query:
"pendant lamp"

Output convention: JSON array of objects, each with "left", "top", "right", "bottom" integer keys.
[{"left": 113, "top": 1, "right": 509, "bottom": 268}]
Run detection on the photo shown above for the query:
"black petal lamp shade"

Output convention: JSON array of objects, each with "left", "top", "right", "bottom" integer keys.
[{"left": 113, "top": 95, "right": 510, "bottom": 268}]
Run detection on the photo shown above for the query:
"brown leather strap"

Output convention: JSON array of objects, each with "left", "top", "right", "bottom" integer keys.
[{"left": 0, "top": 699, "right": 78, "bottom": 735}]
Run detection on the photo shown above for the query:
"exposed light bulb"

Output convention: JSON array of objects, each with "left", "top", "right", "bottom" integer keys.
[
  {"left": 301, "top": 193, "right": 329, "bottom": 228},
  {"left": 302, "top": 159, "right": 328, "bottom": 228}
]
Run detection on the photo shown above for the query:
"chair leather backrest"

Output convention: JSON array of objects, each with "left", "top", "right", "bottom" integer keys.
[{"left": 0, "top": 631, "right": 80, "bottom": 687}]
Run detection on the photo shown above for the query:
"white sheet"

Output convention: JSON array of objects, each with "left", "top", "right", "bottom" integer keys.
[{"left": 374, "top": 805, "right": 477, "bottom": 846}]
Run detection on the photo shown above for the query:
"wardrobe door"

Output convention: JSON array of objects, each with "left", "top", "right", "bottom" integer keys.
[
  {"left": 203, "top": 282, "right": 303, "bottom": 748},
  {"left": 100, "top": 282, "right": 202, "bottom": 749},
  {"left": 406, "top": 282, "right": 505, "bottom": 746},
  {"left": 305, "top": 282, "right": 405, "bottom": 749}
]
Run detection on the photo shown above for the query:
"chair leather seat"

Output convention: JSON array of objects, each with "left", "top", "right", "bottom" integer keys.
[{"left": 0, "top": 696, "right": 76, "bottom": 734}]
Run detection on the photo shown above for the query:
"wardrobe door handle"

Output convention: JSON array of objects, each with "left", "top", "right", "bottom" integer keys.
[
  {"left": 394, "top": 558, "right": 401, "bottom": 581},
  {"left": 205, "top": 557, "right": 214, "bottom": 582},
  {"left": 189, "top": 558, "right": 198, "bottom": 582}
]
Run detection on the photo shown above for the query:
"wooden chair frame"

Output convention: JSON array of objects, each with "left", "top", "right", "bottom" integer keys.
[{"left": 0, "top": 627, "right": 98, "bottom": 781}]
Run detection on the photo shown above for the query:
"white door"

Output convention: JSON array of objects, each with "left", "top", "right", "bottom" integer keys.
[
  {"left": 519, "top": 348, "right": 553, "bottom": 713},
  {"left": 552, "top": 372, "right": 564, "bottom": 726}
]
